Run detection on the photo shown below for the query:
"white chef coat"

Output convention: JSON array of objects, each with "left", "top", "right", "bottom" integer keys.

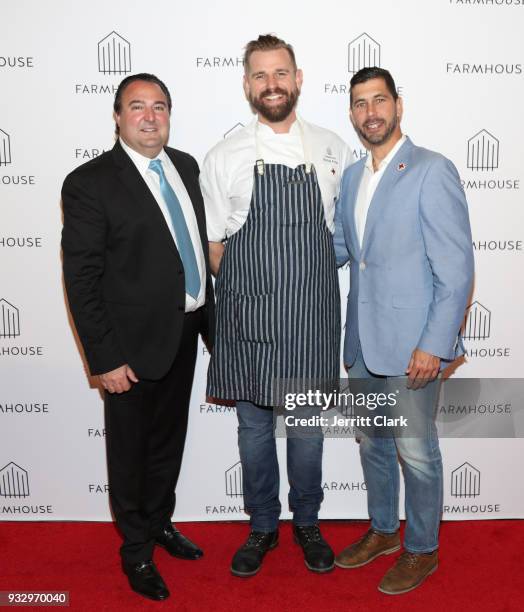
[{"left": 200, "top": 115, "right": 353, "bottom": 241}]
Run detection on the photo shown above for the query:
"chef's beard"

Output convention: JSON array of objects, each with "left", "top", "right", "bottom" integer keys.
[{"left": 250, "top": 86, "right": 299, "bottom": 123}]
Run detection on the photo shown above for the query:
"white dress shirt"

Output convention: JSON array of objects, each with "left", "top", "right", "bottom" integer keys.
[
  {"left": 354, "top": 135, "right": 407, "bottom": 247},
  {"left": 200, "top": 116, "right": 353, "bottom": 241},
  {"left": 120, "top": 138, "right": 206, "bottom": 312}
]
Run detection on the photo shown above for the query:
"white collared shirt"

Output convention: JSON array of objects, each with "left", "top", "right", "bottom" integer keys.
[
  {"left": 120, "top": 138, "right": 206, "bottom": 312},
  {"left": 200, "top": 115, "right": 353, "bottom": 241},
  {"left": 354, "top": 135, "right": 407, "bottom": 247}
]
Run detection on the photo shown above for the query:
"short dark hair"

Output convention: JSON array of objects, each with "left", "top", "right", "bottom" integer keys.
[
  {"left": 113, "top": 73, "right": 172, "bottom": 135},
  {"left": 243, "top": 34, "right": 297, "bottom": 73},
  {"left": 350, "top": 67, "right": 398, "bottom": 106}
]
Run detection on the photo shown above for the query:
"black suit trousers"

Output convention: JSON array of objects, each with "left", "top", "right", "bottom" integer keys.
[{"left": 104, "top": 308, "right": 202, "bottom": 564}]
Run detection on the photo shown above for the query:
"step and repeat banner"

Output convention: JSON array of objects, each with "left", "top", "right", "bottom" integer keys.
[{"left": 1, "top": 0, "right": 523, "bottom": 522}]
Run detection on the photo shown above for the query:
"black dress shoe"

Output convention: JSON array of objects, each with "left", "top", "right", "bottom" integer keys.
[
  {"left": 231, "top": 530, "right": 279, "bottom": 577},
  {"left": 293, "top": 525, "right": 335, "bottom": 573},
  {"left": 156, "top": 525, "right": 203, "bottom": 560},
  {"left": 123, "top": 560, "right": 170, "bottom": 601}
]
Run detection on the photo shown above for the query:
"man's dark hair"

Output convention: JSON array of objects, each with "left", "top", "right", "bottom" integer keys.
[
  {"left": 243, "top": 34, "right": 297, "bottom": 73},
  {"left": 113, "top": 73, "right": 172, "bottom": 135},
  {"left": 350, "top": 67, "right": 398, "bottom": 105}
]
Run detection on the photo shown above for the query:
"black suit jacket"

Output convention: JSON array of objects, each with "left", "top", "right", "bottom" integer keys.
[{"left": 62, "top": 140, "right": 215, "bottom": 379}]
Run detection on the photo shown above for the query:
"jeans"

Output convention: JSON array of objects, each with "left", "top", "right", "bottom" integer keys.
[
  {"left": 348, "top": 346, "right": 443, "bottom": 553},
  {"left": 236, "top": 400, "right": 324, "bottom": 532}
]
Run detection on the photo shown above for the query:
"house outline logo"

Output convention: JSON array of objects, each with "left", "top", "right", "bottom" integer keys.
[
  {"left": 0, "top": 299, "right": 21, "bottom": 339},
  {"left": 451, "top": 462, "right": 480, "bottom": 498},
  {"left": 0, "top": 462, "right": 30, "bottom": 498},
  {"left": 223, "top": 122, "right": 245, "bottom": 139},
  {"left": 225, "top": 461, "right": 243, "bottom": 497},
  {"left": 462, "top": 301, "right": 491, "bottom": 341},
  {"left": 97, "top": 31, "right": 131, "bottom": 75},
  {"left": 0, "top": 128, "right": 12, "bottom": 166},
  {"left": 348, "top": 33, "right": 381, "bottom": 74},
  {"left": 467, "top": 129, "right": 499, "bottom": 171}
]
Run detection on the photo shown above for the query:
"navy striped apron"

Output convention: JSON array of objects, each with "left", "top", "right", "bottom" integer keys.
[{"left": 208, "top": 131, "right": 340, "bottom": 406}]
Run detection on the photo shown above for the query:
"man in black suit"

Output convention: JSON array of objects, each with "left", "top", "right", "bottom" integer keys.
[{"left": 62, "top": 73, "right": 214, "bottom": 601}]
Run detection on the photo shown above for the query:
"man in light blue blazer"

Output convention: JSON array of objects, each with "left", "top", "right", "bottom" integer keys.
[{"left": 333, "top": 67, "right": 474, "bottom": 595}]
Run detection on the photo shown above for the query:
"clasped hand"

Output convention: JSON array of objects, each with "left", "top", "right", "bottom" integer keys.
[{"left": 99, "top": 364, "right": 138, "bottom": 394}]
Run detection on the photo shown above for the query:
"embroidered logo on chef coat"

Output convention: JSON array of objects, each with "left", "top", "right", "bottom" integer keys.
[{"left": 323, "top": 147, "right": 339, "bottom": 165}]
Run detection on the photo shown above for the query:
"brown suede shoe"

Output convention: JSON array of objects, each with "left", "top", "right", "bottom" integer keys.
[
  {"left": 335, "top": 528, "right": 401, "bottom": 569},
  {"left": 378, "top": 551, "right": 438, "bottom": 595}
]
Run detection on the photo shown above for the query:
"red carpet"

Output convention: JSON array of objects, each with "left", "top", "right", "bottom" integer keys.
[{"left": 1, "top": 520, "right": 523, "bottom": 611}]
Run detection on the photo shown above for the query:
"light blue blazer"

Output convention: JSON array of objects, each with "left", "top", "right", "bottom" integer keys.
[{"left": 334, "top": 137, "right": 474, "bottom": 375}]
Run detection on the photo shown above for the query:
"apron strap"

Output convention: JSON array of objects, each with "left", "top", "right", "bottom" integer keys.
[{"left": 297, "top": 119, "right": 313, "bottom": 174}]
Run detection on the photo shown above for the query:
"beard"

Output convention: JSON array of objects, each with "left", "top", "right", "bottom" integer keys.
[
  {"left": 249, "top": 86, "right": 299, "bottom": 123},
  {"left": 355, "top": 114, "right": 398, "bottom": 147}
]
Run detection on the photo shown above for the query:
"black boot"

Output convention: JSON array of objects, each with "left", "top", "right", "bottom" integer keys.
[
  {"left": 231, "top": 530, "right": 279, "bottom": 577},
  {"left": 293, "top": 525, "right": 334, "bottom": 573}
]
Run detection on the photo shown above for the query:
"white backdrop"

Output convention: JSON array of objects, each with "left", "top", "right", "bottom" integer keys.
[{"left": 1, "top": 0, "right": 523, "bottom": 522}]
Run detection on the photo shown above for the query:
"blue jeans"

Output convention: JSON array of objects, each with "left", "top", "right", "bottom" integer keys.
[
  {"left": 348, "top": 346, "right": 443, "bottom": 553},
  {"left": 236, "top": 400, "right": 324, "bottom": 532}
]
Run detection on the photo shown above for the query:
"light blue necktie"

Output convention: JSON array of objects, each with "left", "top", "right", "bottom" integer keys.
[{"left": 149, "top": 159, "right": 201, "bottom": 299}]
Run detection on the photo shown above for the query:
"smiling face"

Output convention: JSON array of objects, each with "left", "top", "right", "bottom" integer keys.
[
  {"left": 114, "top": 80, "right": 170, "bottom": 158},
  {"left": 350, "top": 77, "right": 402, "bottom": 149},
  {"left": 243, "top": 48, "right": 302, "bottom": 126}
]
